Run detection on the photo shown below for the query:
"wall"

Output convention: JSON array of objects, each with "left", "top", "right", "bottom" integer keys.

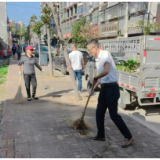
[{"left": 0, "top": 2, "right": 8, "bottom": 49}]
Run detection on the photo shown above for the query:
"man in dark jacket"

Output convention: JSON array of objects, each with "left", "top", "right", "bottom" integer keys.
[
  {"left": 12, "top": 44, "right": 16, "bottom": 59},
  {"left": 17, "top": 45, "right": 43, "bottom": 101}
]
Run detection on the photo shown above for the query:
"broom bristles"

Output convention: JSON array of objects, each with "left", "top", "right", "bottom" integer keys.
[
  {"left": 71, "top": 118, "right": 91, "bottom": 130},
  {"left": 13, "top": 86, "right": 24, "bottom": 103}
]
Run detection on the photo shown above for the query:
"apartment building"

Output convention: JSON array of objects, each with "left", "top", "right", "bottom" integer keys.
[
  {"left": 0, "top": 2, "right": 8, "bottom": 49},
  {"left": 58, "top": 2, "right": 159, "bottom": 41}
]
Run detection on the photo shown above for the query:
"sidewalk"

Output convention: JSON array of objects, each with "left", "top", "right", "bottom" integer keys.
[{"left": 0, "top": 59, "right": 160, "bottom": 158}]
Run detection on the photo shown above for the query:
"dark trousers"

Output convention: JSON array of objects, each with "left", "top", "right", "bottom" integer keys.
[
  {"left": 12, "top": 49, "right": 16, "bottom": 55},
  {"left": 23, "top": 74, "right": 37, "bottom": 98},
  {"left": 17, "top": 53, "right": 21, "bottom": 60},
  {"left": 73, "top": 69, "right": 82, "bottom": 91},
  {"left": 96, "top": 84, "right": 132, "bottom": 140}
]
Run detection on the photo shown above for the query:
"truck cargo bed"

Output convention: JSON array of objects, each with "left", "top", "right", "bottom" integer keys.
[{"left": 118, "top": 71, "right": 140, "bottom": 91}]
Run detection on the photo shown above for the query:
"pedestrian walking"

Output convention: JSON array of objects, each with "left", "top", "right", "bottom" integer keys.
[
  {"left": 16, "top": 45, "right": 21, "bottom": 60},
  {"left": 87, "top": 39, "right": 134, "bottom": 148},
  {"left": 17, "top": 45, "right": 43, "bottom": 101},
  {"left": 12, "top": 44, "right": 16, "bottom": 59},
  {"left": 69, "top": 43, "right": 84, "bottom": 92}
]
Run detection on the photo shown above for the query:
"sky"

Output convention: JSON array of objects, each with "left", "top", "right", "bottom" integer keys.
[{"left": 6, "top": 2, "right": 40, "bottom": 26}]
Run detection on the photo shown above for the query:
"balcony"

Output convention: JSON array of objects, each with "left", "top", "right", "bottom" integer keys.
[
  {"left": 64, "top": 2, "right": 78, "bottom": 10},
  {"left": 129, "top": 2, "right": 148, "bottom": 15}
]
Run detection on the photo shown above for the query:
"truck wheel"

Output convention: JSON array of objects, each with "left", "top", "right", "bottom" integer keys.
[
  {"left": 61, "top": 64, "right": 67, "bottom": 75},
  {"left": 87, "top": 80, "right": 92, "bottom": 90}
]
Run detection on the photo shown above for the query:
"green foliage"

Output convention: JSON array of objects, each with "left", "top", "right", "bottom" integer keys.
[
  {"left": 9, "top": 22, "right": 17, "bottom": 34},
  {"left": 17, "top": 26, "right": 26, "bottom": 43},
  {"left": 137, "top": 20, "right": 160, "bottom": 35},
  {"left": 24, "top": 25, "right": 32, "bottom": 43},
  {"left": 30, "top": 15, "right": 37, "bottom": 24},
  {"left": 29, "top": 15, "right": 43, "bottom": 37},
  {"left": 31, "top": 21, "right": 43, "bottom": 36},
  {"left": 116, "top": 58, "right": 139, "bottom": 73},
  {"left": 72, "top": 17, "right": 86, "bottom": 44},
  {"left": 0, "top": 66, "right": 8, "bottom": 84},
  {"left": 40, "top": 5, "right": 52, "bottom": 27}
]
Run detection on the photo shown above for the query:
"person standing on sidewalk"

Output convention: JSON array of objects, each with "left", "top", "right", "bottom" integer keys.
[
  {"left": 16, "top": 45, "right": 21, "bottom": 60},
  {"left": 12, "top": 44, "right": 16, "bottom": 59},
  {"left": 69, "top": 43, "right": 84, "bottom": 93},
  {"left": 87, "top": 39, "right": 134, "bottom": 148},
  {"left": 17, "top": 45, "right": 43, "bottom": 101}
]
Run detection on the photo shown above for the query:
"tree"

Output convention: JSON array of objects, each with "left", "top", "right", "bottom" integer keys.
[
  {"left": 40, "top": 4, "right": 54, "bottom": 77},
  {"left": 9, "top": 21, "right": 17, "bottom": 35},
  {"left": 29, "top": 15, "right": 43, "bottom": 65},
  {"left": 47, "top": 2, "right": 81, "bottom": 100},
  {"left": 71, "top": 17, "right": 86, "bottom": 48},
  {"left": 137, "top": 20, "right": 160, "bottom": 35},
  {"left": 24, "top": 25, "right": 32, "bottom": 44},
  {"left": 17, "top": 25, "right": 26, "bottom": 44},
  {"left": 9, "top": 21, "right": 18, "bottom": 41},
  {"left": 79, "top": 23, "right": 99, "bottom": 43}
]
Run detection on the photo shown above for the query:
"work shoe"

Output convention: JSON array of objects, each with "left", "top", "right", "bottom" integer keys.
[
  {"left": 121, "top": 137, "right": 134, "bottom": 148},
  {"left": 91, "top": 136, "right": 105, "bottom": 141},
  {"left": 28, "top": 98, "right": 32, "bottom": 101},
  {"left": 32, "top": 96, "right": 39, "bottom": 100}
]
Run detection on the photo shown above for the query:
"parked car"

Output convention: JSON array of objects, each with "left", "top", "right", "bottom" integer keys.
[
  {"left": 53, "top": 48, "right": 91, "bottom": 75},
  {"left": 35, "top": 45, "right": 55, "bottom": 58}
]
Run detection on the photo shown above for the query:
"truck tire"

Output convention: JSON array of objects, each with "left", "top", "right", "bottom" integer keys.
[
  {"left": 61, "top": 64, "right": 67, "bottom": 75},
  {"left": 118, "top": 90, "right": 130, "bottom": 110}
]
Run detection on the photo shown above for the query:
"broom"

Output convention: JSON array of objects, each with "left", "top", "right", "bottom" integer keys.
[
  {"left": 14, "top": 74, "right": 24, "bottom": 103},
  {"left": 71, "top": 86, "right": 94, "bottom": 130}
]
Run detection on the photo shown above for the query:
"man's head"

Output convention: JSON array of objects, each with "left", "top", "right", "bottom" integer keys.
[
  {"left": 71, "top": 43, "right": 77, "bottom": 51},
  {"left": 26, "top": 45, "right": 34, "bottom": 56},
  {"left": 86, "top": 39, "right": 100, "bottom": 57}
]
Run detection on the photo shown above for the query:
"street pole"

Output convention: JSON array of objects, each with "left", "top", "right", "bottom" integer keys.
[
  {"left": 48, "top": 2, "right": 81, "bottom": 100},
  {"left": 47, "top": 26, "right": 54, "bottom": 77},
  {"left": 124, "top": 2, "right": 128, "bottom": 38},
  {"left": 38, "top": 36, "right": 41, "bottom": 65}
]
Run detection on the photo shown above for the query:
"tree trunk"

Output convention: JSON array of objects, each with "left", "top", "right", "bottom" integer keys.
[
  {"left": 47, "top": 26, "right": 54, "bottom": 77},
  {"left": 38, "top": 36, "right": 41, "bottom": 66},
  {"left": 48, "top": 2, "right": 81, "bottom": 100}
]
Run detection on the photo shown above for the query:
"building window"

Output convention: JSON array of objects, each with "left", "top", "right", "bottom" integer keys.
[
  {"left": 67, "top": 10, "right": 69, "bottom": 18},
  {"left": 71, "top": 8, "right": 73, "bottom": 16},
  {"left": 74, "top": 5, "right": 77, "bottom": 14},
  {"left": 77, "top": 5, "right": 83, "bottom": 14}
]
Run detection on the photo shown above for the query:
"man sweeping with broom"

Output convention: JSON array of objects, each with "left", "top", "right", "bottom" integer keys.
[
  {"left": 17, "top": 45, "right": 43, "bottom": 101},
  {"left": 86, "top": 39, "right": 134, "bottom": 148}
]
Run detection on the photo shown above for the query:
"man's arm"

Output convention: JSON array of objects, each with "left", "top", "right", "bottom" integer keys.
[
  {"left": 17, "top": 56, "right": 24, "bottom": 75},
  {"left": 35, "top": 59, "right": 42, "bottom": 71}
]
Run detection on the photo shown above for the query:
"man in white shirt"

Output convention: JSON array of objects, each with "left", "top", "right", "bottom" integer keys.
[
  {"left": 69, "top": 43, "right": 84, "bottom": 92},
  {"left": 87, "top": 39, "right": 134, "bottom": 148}
]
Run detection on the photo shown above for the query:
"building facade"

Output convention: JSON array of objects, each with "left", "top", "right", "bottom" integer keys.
[
  {"left": 57, "top": 2, "right": 159, "bottom": 41},
  {"left": 37, "top": 2, "right": 160, "bottom": 46},
  {"left": 0, "top": 2, "right": 8, "bottom": 49}
]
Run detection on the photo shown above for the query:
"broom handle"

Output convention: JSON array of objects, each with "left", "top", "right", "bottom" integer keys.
[
  {"left": 81, "top": 85, "right": 94, "bottom": 120},
  {"left": 41, "top": 72, "right": 46, "bottom": 88},
  {"left": 19, "top": 74, "right": 22, "bottom": 87}
]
